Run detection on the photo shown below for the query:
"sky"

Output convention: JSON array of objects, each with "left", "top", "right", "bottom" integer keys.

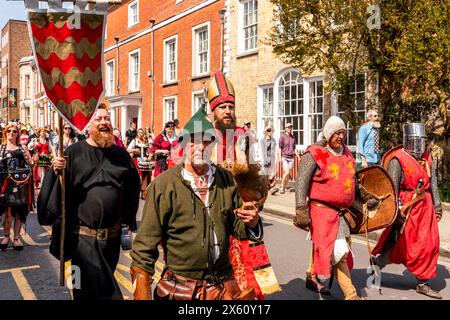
[{"left": 0, "top": 0, "right": 26, "bottom": 30}]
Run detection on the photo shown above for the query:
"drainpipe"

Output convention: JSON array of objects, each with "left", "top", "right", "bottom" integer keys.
[
  {"left": 114, "top": 36, "right": 120, "bottom": 96},
  {"left": 219, "top": 8, "right": 226, "bottom": 73},
  {"left": 149, "top": 19, "right": 156, "bottom": 132}
]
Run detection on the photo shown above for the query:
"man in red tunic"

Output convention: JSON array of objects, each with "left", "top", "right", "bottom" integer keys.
[
  {"left": 371, "top": 123, "right": 443, "bottom": 299},
  {"left": 294, "top": 116, "right": 371, "bottom": 300},
  {"left": 207, "top": 71, "right": 279, "bottom": 299}
]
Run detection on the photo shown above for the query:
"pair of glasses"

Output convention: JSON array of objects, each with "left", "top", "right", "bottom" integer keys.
[
  {"left": 64, "top": 127, "right": 71, "bottom": 130},
  {"left": 7, "top": 129, "right": 18, "bottom": 134}
]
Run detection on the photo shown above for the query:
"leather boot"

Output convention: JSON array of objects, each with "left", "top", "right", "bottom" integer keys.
[
  {"left": 416, "top": 284, "right": 442, "bottom": 299},
  {"left": 130, "top": 265, "right": 153, "bottom": 300},
  {"left": 305, "top": 275, "right": 330, "bottom": 295}
]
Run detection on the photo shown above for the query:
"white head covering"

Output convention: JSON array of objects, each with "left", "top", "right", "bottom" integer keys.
[{"left": 323, "top": 116, "right": 346, "bottom": 141}]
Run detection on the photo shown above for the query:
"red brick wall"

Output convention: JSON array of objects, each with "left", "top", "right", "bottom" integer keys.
[
  {"left": 103, "top": 0, "right": 224, "bottom": 133},
  {"left": 1, "top": 20, "right": 31, "bottom": 121}
]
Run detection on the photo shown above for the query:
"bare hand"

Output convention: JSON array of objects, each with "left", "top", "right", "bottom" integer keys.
[
  {"left": 53, "top": 156, "right": 67, "bottom": 174},
  {"left": 235, "top": 202, "right": 260, "bottom": 228},
  {"left": 436, "top": 209, "right": 443, "bottom": 223},
  {"left": 361, "top": 159, "right": 368, "bottom": 168}
]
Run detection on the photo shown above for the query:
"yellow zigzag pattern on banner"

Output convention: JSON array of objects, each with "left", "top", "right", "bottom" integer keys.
[
  {"left": 41, "top": 67, "right": 102, "bottom": 89},
  {"left": 34, "top": 37, "right": 102, "bottom": 60},
  {"left": 29, "top": 12, "right": 103, "bottom": 29},
  {"left": 55, "top": 98, "right": 99, "bottom": 118}
]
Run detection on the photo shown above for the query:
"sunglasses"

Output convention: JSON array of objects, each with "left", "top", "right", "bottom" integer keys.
[
  {"left": 64, "top": 127, "right": 72, "bottom": 130},
  {"left": 7, "top": 129, "right": 18, "bottom": 134}
]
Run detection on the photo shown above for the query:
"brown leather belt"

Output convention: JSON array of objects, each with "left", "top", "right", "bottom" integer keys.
[
  {"left": 310, "top": 200, "right": 347, "bottom": 213},
  {"left": 71, "top": 224, "right": 121, "bottom": 240}
]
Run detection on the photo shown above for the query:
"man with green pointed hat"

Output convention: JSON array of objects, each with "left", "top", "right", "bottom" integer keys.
[{"left": 130, "top": 107, "right": 262, "bottom": 300}]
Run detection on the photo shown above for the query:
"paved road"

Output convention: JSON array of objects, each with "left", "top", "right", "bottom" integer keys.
[{"left": 1, "top": 205, "right": 449, "bottom": 300}]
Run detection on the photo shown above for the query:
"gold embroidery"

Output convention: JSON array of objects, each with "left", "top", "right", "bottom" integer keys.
[
  {"left": 328, "top": 163, "right": 340, "bottom": 180},
  {"left": 344, "top": 178, "right": 353, "bottom": 194},
  {"left": 347, "top": 161, "right": 355, "bottom": 175}
]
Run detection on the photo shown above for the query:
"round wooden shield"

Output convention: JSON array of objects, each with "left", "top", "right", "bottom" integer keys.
[{"left": 347, "top": 165, "right": 398, "bottom": 234}]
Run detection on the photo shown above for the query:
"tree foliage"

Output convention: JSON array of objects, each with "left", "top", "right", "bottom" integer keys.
[{"left": 269, "top": 0, "right": 450, "bottom": 148}]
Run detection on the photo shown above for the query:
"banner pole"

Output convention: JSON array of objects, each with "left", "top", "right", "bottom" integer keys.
[{"left": 58, "top": 115, "right": 66, "bottom": 287}]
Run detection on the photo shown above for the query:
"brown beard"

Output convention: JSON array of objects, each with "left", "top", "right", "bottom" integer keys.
[{"left": 90, "top": 126, "right": 114, "bottom": 148}]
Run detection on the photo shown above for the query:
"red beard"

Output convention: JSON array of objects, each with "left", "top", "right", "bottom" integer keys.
[{"left": 90, "top": 125, "right": 114, "bottom": 148}]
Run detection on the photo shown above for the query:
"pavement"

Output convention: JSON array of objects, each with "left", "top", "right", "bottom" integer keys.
[{"left": 264, "top": 186, "right": 450, "bottom": 259}]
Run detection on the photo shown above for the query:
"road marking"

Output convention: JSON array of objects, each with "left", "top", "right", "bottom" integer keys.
[
  {"left": 114, "top": 271, "right": 133, "bottom": 295},
  {"left": 42, "top": 225, "right": 52, "bottom": 235},
  {"left": 261, "top": 213, "right": 450, "bottom": 268},
  {"left": 21, "top": 232, "right": 50, "bottom": 246},
  {"left": 0, "top": 265, "right": 40, "bottom": 300}
]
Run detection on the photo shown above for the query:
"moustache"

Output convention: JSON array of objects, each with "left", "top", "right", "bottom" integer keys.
[{"left": 98, "top": 126, "right": 112, "bottom": 132}]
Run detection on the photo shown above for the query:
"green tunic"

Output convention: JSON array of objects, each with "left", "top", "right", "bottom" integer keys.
[{"left": 131, "top": 164, "right": 260, "bottom": 281}]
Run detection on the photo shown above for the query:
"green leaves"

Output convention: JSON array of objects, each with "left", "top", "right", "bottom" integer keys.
[{"left": 269, "top": 0, "right": 450, "bottom": 145}]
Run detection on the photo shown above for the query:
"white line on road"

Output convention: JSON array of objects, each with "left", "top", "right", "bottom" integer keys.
[
  {"left": 0, "top": 265, "right": 40, "bottom": 300},
  {"left": 261, "top": 213, "right": 450, "bottom": 268}
]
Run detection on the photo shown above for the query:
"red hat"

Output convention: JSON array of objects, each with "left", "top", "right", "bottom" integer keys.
[{"left": 207, "top": 71, "right": 235, "bottom": 111}]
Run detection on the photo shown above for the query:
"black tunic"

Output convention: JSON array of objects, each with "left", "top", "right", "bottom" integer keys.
[{"left": 37, "top": 140, "right": 140, "bottom": 300}]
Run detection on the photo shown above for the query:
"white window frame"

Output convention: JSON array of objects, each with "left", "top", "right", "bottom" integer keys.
[
  {"left": 257, "top": 69, "right": 325, "bottom": 152},
  {"left": 164, "top": 35, "right": 178, "bottom": 84},
  {"left": 105, "top": 59, "right": 115, "bottom": 97},
  {"left": 128, "top": 0, "right": 139, "bottom": 28},
  {"left": 192, "top": 22, "right": 210, "bottom": 77},
  {"left": 163, "top": 96, "right": 178, "bottom": 125},
  {"left": 257, "top": 85, "right": 274, "bottom": 140},
  {"left": 24, "top": 74, "right": 31, "bottom": 99},
  {"left": 238, "top": 0, "right": 258, "bottom": 55},
  {"left": 128, "top": 49, "right": 140, "bottom": 92},
  {"left": 192, "top": 90, "right": 206, "bottom": 115}
]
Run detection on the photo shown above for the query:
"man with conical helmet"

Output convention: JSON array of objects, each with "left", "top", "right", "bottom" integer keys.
[{"left": 206, "top": 71, "right": 280, "bottom": 299}]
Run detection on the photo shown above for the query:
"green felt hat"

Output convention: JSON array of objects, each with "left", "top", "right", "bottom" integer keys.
[{"left": 178, "top": 107, "right": 216, "bottom": 142}]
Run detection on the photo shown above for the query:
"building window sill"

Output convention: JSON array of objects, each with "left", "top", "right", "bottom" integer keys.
[
  {"left": 163, "top": 81, "right": 179, "bottom": 87},
  {"left": 191, "top": 74, "right": 210, "bottom": 81},
  {"left": 128, "top": 90, "right": 141, "bottom": 94},
  {"left": 237, "top": 49, "right": 258, "bottom": 59}
]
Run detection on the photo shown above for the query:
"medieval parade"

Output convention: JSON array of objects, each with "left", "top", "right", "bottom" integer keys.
[{"left": 0, "top": 0, "right": 450, "bottom": 307}]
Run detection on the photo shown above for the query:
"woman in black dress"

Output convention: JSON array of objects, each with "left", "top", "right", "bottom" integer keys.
[{"left": 0, "top": 124, "right": 34, "bottom": 251}]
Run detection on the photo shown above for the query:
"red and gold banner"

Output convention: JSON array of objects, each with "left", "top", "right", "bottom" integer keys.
[{"left": 28, "top": 11, "right": 105, "bottom": 132}]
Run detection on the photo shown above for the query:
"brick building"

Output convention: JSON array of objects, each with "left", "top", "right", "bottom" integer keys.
[
  {"left": 0, "top": 20, "right": 32, "bottom": 124},
  {"left": 226, "top": 0, "right": 378, "bottom": 152},
  {"left": 18, "top": 56, "right": 56, "bottom": 128},
  {"left": 103, "top": 0, "right": 226, "bottom": 137}
]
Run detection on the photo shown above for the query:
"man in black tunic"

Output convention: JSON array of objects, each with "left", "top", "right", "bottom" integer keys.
[{"left": 37, "top": 105, "right": 140, "bottom": 300}]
